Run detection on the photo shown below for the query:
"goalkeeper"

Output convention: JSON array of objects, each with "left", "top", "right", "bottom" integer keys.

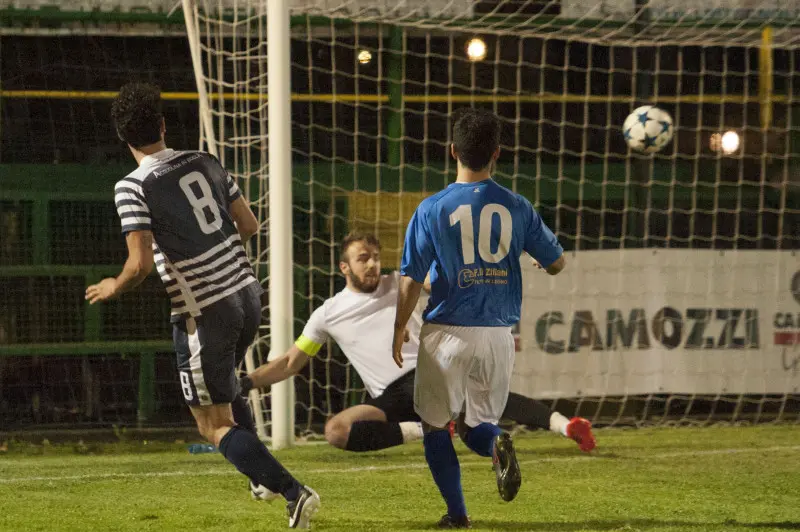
[{"left": 240, "top": 232, "right": 596, "bottom": 454}]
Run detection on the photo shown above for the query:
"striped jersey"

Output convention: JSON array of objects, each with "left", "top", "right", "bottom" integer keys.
[{"left": 114, "top": 148, "right": 259, "bottom": 320}]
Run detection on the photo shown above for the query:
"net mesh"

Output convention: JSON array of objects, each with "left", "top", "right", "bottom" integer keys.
[
  {"left": 0, "top": 30, "right": 197, "bottom": 431},
  {"left": 2, "top": 2, "right": 798, "bottom": 433},
  {"left": 184, "top": 1, "right": 800, "bottom": 435},
  {"left": 0, "top": 354, "right": 185, "bottom": 429}
]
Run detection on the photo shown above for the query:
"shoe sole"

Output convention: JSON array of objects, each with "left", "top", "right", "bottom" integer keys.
[
  {"left": 292, "top": 488, "right": 321, "bottom": 529},
  {"left": 568, "top": 419, "right": 597, "bottom": 453},
  {"left": 494, "top": 433, "right": 521, "bottom": 502}
]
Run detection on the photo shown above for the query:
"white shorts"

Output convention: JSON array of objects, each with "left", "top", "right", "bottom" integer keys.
[{"left": 413, "top": 323, "right": 515, "bottom": 429}]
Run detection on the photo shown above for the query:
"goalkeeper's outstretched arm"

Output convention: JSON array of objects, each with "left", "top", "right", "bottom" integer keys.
[{"left": 242, "top": 344, "right": 311, "bottom": 392}]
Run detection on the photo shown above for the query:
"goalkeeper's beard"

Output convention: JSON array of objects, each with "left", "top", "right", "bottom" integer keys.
[{"left": 348, "top": 269, "right": 380, "bottom": 293}]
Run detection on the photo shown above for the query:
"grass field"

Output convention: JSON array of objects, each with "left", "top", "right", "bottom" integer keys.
[{"left": 1, "top": 425, "right": 799, "bottom": 532}]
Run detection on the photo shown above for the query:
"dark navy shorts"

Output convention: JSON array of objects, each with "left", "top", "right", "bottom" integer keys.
[{"left": 173, "top": 281, "right": 262, "bottom": 406}]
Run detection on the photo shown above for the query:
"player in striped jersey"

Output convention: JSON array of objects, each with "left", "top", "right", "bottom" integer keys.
[
  {"left": 239, "top": 232, "right": 595, "bottom": 456},
  {"left": 85, "top": 83, "right": 319, "bottom": 529}
]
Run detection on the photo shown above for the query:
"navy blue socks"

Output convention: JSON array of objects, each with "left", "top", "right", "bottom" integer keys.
[
  {"left": 464, "top": 422, "right": 502, "bottom": 458},
  {"left": 218, "top": 426, "right": 302, "bottom": 501},
  {"left": 423, "top": 430, "right": 468, "bottom": 519}
]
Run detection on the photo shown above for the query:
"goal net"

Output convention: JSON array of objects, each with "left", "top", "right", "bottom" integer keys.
[{"left": 182, "top": 0, "right": 800, "bottom": 439}]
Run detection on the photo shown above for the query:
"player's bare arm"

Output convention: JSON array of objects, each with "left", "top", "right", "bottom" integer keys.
[
  {"left": 85, "top": 230, "right": 154, "bottom": 304},
  {"left": 392, "top": 275, "right": 423, "bottom": 368},
  {"left": 229, "top": 195, "right": 259, "bottom": 242},
  {"left": 546, "top": 254, "right": 566, "bottom": 275},
  {"left": 531, "top": 254, "right": 566, "bottom": 275},
  {"left": 247, "top": 344, "right": 311, "bottom": 389}
]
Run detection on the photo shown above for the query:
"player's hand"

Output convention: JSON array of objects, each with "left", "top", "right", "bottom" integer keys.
[
  {"left": 85, "top": 278, "right": 119, "bottom": 304},
  {"left": 531, "top": 257, "right": 544, "bottom": 271},
  {"left": 392, "top": 328, "right": 405, "bottom": 368}
]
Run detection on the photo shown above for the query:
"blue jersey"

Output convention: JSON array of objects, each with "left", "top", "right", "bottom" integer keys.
[{"left": 400, "top": 179, "right": 563, "bottom": 327}]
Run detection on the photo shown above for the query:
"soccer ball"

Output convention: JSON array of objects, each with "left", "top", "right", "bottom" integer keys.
[{"left": 622, "top": 105, "right": 674, "bottom": 153}]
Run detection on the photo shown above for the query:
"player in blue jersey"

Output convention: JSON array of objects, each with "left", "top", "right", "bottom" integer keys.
[
  {"left": 392, "top": 108, "right": 566, "bottom": 528},
  {"left": 85, "top": 83, "right": 319, "bottom": 529}
]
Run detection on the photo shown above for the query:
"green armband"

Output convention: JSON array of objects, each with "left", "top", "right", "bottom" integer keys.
[{"left": 295, "top": 335, "right": 322, "bottom": 356}]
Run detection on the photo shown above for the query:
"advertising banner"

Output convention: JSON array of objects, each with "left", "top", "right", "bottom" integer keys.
[{"left": 512, "top": 249, "right": 800, "bottom": 398}]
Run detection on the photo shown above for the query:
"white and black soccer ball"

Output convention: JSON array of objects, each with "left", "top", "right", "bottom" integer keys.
[{"left": 622, "top": 105, "right": 674, "bottom": 153}]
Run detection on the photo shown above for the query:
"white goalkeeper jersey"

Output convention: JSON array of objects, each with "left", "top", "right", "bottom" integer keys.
[{"left": 298, "top": 272, "right": 421, "bottom": 398}]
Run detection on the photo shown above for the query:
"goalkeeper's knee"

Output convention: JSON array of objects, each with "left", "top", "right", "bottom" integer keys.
[{"left": 324, "top": 417, "right": 350, "bottom": 449}]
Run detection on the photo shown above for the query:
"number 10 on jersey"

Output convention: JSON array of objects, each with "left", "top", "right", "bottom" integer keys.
[{"left": 449, "top": 203, "right": 512, "bottom": 265}]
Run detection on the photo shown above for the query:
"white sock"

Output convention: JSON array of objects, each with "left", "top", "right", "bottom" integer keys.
[
  {"left": 550, "top": 412, "right": 570, "bottom": 437},
  {"left": 399, "top": 421, "right": 423, "bottom": 443}
]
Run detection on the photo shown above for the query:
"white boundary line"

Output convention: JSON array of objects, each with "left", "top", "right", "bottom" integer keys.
[{"left": 0, "top": 444, "right": 798, "bottom": 485}]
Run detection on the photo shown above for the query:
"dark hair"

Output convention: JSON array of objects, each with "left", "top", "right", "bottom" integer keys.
[
  {"left": 339, "top": 231, "right": 381, "bottom": 262},
  {"left": 111, "top": 83, "right": 163, "bottom": 148},
  {"left": 451, "top": 107, "right": 501, "bottom": 171}
]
